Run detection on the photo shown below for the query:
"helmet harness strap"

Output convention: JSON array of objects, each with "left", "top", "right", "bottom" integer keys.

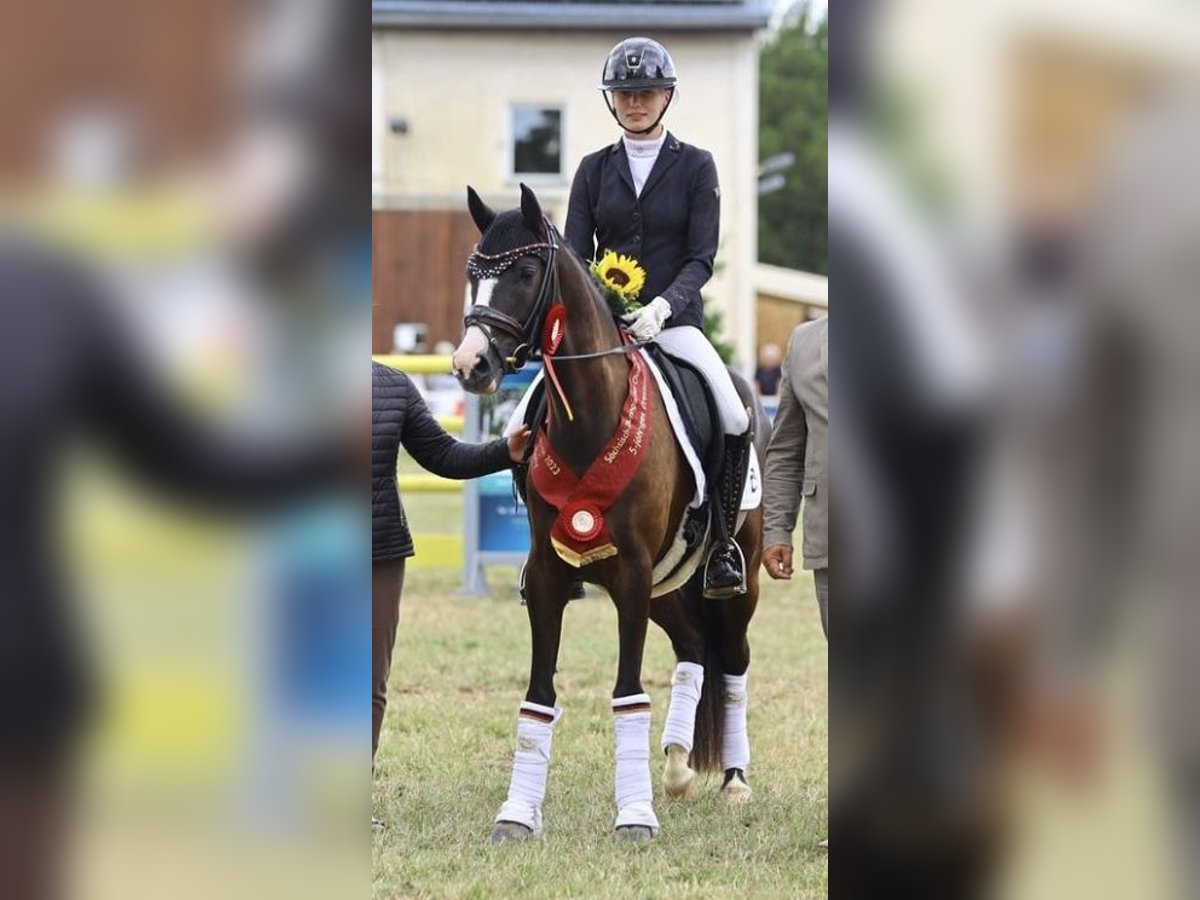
[{"left": 604, "top": 89, "right": 674, "bottom": 136}]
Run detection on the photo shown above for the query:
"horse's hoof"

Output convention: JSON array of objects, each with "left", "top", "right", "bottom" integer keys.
[
  {"left": 720, "top": 768, "right": 752, "bottom": 805},
  {"left": 662, "top": 745, "right": 699, "bottom": 801},
  {"left": 488, "top": 821, "right": 535, "bottom": 844},
  {"left": 614, "top": 825, "right": 655, "bottom": 843},
  {"left": 664, "top": 768, "right": 699, "bottom": 802}
]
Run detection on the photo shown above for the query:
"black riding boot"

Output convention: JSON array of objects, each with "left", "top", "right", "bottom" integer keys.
[{"left": 703, "top": 428, "right": 753, "bottom": 599}]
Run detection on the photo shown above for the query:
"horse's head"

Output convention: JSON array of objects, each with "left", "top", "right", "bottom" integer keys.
[{"left": 452, "top": 183, "right": 557, "bottom": 394}]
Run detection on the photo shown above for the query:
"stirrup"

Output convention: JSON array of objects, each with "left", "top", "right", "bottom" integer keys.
[{"left": 703, "top": 539, "right": 747, "bottom": 599}]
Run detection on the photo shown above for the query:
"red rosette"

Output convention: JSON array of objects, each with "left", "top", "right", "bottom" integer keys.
[
  {"left": 563, "top": 503, "right": 603, "bottom": 542},
  {"left": 541, "top": 303, "right": 567, "bottom": 356}
]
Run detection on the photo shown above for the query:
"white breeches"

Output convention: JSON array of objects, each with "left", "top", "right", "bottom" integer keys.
[{"left": 653, "top": 326, "right": 750, "bottom": 435}]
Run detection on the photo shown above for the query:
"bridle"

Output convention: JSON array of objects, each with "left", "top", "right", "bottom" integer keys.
[
  {"left": 463, "top": 215, "right": 649, "bottom": 387},
  {"left": 463, "top": 217, "right": 560, "bottom": 376}
]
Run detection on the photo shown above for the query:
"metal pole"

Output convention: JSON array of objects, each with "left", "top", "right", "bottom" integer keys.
[{"left": 459, "top": 391, "right": 489, "bottom": 596}]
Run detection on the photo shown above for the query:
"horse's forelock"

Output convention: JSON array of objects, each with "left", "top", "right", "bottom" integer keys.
[
  {"left": 466, "top": 210, "right": 550, "bottom": 280},
  {"left": 476, "top": 209, "right": 544, "bottom": 256}
]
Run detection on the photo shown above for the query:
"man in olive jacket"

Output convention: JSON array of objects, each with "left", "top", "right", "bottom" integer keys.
[{"left": 762, "top": 316, "right": 829, "bottom": 636}]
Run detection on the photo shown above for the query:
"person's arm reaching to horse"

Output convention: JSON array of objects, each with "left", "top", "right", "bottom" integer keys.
[
  {"left": 762, "top": 334, "right": 808, "bottom": 580},
  {"left": 76, "top": 262, "right": 356, "bottom": 507},
  {"left": 400, "top": 382, "right": 529, "bottom": 478}
]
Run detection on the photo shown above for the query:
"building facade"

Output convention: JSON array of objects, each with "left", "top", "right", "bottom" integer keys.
[{"left": 372, "top": 0, "right": 770, "bottom": 362}]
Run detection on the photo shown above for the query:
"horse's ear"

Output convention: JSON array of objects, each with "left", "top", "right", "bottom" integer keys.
[
  {"left": 466, "top": 186, "right": 495, "bottom": 233},
  {"left": 519, "top": 182, "right": 543, "bottom": 233}
]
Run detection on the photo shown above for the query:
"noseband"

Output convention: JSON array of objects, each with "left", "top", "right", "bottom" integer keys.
[{"left": 463, "top": 218, "right": 560, "bottom": 375}]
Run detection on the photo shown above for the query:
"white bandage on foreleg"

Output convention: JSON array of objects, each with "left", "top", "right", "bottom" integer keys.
[
  {"left": 721, "top": 672, "right": 750, "bottom": 772},
  {"left": 495, "top": 701, "right": 561, "bottom": 832},
  {"left": 660, "top": 662, "right": 705, "bottom": 752},
  {"left": 612, "top": 694, "right": 659, "bottom": 832}
]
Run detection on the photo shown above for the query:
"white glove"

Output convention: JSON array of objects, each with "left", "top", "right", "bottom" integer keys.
[{"left": 621, "top": 296, "right": 672, "bottom": 342}]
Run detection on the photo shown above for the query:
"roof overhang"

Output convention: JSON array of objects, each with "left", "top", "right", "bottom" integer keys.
[
  {"left": 372, "top": 2, "right": 772, "bottom": 32},
  {"left": 755, "top": 263, "right": 828, "bottom": 307}
]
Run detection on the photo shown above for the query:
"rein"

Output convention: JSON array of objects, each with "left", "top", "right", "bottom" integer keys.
[{"left": 508, "top": 342, "right": 645, "bottom": 365}]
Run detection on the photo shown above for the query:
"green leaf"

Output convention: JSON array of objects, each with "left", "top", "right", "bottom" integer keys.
[{"left": 758, "top": 2, "right": 828, "bottom": 275}]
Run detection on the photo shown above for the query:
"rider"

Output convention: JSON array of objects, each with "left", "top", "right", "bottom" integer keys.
[{"left": 565, "top": 36, "right": 753, "bottom": 598}]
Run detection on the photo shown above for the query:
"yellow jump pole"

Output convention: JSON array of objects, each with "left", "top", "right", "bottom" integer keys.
[{"left": 372, "top": 354, "right": 454, "bottom": 375}]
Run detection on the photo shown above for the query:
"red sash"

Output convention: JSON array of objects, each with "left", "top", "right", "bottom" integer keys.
[{"left": 529, "top": 350, "right": 653, "bottom": 566}]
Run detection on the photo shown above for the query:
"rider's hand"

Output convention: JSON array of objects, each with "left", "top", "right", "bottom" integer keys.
[
  {"left": 763, "top": 544, "right": 794, "bottom": 580},
  {"left": 506, "top": 424, "right": 532, "bottom": 464},
  {"left": 621, "top": 296, "right": 671, "bottom": 342}
]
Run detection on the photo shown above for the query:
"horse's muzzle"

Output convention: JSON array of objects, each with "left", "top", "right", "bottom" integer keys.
[{"left": 454, "top": 352, "right": 501, "bottom": 395}]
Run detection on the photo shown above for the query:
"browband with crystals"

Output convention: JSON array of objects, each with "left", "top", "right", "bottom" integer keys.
[{"left": 465, "top": 242, "right": 554, "bottom": 279}]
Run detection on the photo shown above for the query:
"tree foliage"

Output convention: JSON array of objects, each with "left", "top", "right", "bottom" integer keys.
[
  {"left": 702, "top": 306, "right": 735, "bottom": 364},
  {"left": 758, "top": 2, "right": 828, "bottom": 275}
]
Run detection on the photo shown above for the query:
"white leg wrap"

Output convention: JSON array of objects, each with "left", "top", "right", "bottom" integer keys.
[
  {"left": 721, "top": 673, "right": 750, "bottom": 772},
  {"left": 495, "top": 701, "right": 561, "bottom": 834},
  {"left": 660, "top": 662, "right": 705, "bottom": 752},
  {"left": 612, "top": 694, "right": 659, "bottom": 833}
]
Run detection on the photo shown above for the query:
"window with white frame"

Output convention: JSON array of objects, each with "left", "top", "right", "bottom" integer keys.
[{"left": 510, "top": 105, "right": 563, "bottom": 178}]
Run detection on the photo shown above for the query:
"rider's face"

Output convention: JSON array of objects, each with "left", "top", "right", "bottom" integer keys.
[{"left": 611, "top": 89, "right": 671, "bottom": 136}]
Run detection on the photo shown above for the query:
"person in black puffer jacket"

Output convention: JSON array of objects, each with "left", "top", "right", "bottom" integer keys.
[{"left": 371, "top": 361, "right": 528, "bottom": 777}]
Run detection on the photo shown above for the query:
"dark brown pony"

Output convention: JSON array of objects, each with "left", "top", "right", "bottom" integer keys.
[{"left": 452, "top": 184, "right": 768, "bottom": 843}]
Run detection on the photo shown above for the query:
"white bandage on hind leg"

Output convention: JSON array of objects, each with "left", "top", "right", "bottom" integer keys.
[
  {"left": 612, "top": 694, "right": 659, "bottom": 832},
  {"left": 721, "top": 672, "right": 750, "bottom": 772},
  {"left": 660, "top": 662, "right": 705, "bottom": 752},
  {"left": 495, "top": 701, "right": 561, "bottom": 832}
]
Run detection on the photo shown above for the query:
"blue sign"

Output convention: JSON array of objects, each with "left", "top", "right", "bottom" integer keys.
[
  {"left": 477, "top": 471, "right": 530, "bottom": 553},
  {"left": 461, "top": 364, "right": 541, "bottom": 594}
]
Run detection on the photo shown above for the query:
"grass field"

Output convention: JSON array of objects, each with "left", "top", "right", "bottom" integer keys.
[{"left": 372, "top": 485, "right": 828, "bottom": 899}]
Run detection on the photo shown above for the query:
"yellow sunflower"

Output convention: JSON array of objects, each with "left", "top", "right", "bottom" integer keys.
[{"left": 589, "top": 250, "right": 646, "bottom": 309}]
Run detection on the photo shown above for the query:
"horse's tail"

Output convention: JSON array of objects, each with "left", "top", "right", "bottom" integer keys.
[{"left": 690, "top": 576, "right": 726, "bottom": 772}]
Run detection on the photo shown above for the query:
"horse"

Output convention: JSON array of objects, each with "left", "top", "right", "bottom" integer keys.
[{"left": 451, "top": 183, "right": 769, "bottom": 843}]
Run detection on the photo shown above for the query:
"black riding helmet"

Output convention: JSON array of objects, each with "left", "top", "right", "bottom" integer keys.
[{"left": 598, "top": 37, "right": 677, "bottom": 135}]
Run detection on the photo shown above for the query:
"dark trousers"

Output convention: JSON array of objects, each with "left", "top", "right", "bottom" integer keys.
[
  {"left": 0, "top": 750, "right": 74, "bottom": 900},
  {"left": 372, "top": 558, "right": 406, "bottom": 764},
  {"left": 814, "top": 567, "right": 829, "bottom": 639}
]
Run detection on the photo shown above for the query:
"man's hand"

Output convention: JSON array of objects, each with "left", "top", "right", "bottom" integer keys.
[
  {"left": 506, "top": 424, "right": 532, "bottom": 464},
  {"left": 763, "top": 544, "right": 794, "bottom": 580},
  {"left": 1025, "top": 690, "right": 1105, "bottom": 789},
  {"left": 621, "top": 296, "right": 671, "bottom": 342}
]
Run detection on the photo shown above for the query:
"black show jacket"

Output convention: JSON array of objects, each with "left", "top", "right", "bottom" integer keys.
[{"left": 565, "top": 132, "right": 720, "bottom": 330}]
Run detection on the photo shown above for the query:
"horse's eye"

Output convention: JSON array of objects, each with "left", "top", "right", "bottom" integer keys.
[{"left": 519, "top": 266, "right": 536, "bottom": 283}]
